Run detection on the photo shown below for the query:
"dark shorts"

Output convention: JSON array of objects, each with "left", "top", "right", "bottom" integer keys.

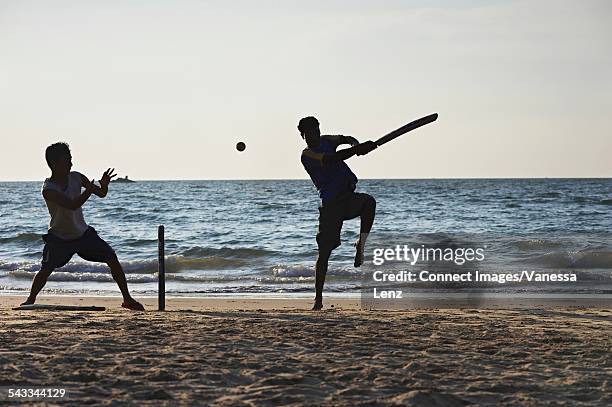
[
  {"left": 317, "top": 192, "right": 374, "bottom": 253},
  {"left": 41, "top": 227, "right": 116, "bottom": 270}
]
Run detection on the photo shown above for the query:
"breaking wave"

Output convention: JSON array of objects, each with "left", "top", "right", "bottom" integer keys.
[
  {"left": 525, "top": 250, "right": 612, "bottom": 269},
  {"left": 0, "top": 254, "right": 247, "bottom": 275},
  {"left": 0, "top": 233, "right": 41, "bottom": 244}
]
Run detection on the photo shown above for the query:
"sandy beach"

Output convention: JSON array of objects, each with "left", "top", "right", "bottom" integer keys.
[{"left": 0, "top": 295, "right": 610, "bottom": 406}]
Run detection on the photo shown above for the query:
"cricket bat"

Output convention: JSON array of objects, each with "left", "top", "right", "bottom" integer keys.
[{"left": 375, "top": 113, "right": 438, "bottom": 146}]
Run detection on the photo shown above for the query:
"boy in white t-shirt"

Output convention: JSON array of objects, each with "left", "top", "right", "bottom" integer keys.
[{"left": 21, "top": 142, "right": 144, "bottom": 311}]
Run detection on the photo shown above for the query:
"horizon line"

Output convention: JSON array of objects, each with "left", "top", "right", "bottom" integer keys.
[{"left": 1, "top": 176, "right": 611, "bottom": 182}]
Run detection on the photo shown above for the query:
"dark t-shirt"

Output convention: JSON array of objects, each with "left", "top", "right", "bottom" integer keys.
[{"left": 301, "top": 136, "right": 358, "bottom": 205}]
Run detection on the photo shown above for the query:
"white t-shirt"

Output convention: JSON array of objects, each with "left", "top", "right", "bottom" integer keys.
[{"left": 42, "top": 171, "right": 89, "bottom": 240}]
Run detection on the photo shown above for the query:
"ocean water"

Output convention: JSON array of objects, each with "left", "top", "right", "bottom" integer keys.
[{"left": 0, "top": 179, "right": 611, "bottom": 297}]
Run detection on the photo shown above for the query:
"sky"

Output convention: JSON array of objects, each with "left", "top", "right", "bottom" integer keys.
[{"left": 1, "top": 0, "right": 610, "bottom": 181}]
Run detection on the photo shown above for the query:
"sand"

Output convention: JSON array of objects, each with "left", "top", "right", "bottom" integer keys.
[{"left": 1, "top": 295, "right": 610, "bottom": 406}]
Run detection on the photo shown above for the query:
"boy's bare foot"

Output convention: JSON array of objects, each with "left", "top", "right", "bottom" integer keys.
[
  {"left": 354, "top": 238, "right": 365, "bottom": 267},
  {"left": 20, "top": 298, "right": 35, "bottom": 306},
  {"left": 121, "top": 298, "right": 145, "bottom": 311}
]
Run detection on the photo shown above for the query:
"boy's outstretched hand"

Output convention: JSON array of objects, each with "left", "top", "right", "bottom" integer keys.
[
  {"left": 356, "top": 141, "right": 378, "bottom": 156},
  {"left": 100, "top": 168, "right": 116, "bottom": 187}
]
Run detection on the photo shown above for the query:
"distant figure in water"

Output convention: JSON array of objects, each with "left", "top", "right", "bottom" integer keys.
[
  {"left": 299, "top": 116, "right": 378, "bottom": 310},
  {"left": 21, "top": 142, "right": 144, "bottom": 311}
]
